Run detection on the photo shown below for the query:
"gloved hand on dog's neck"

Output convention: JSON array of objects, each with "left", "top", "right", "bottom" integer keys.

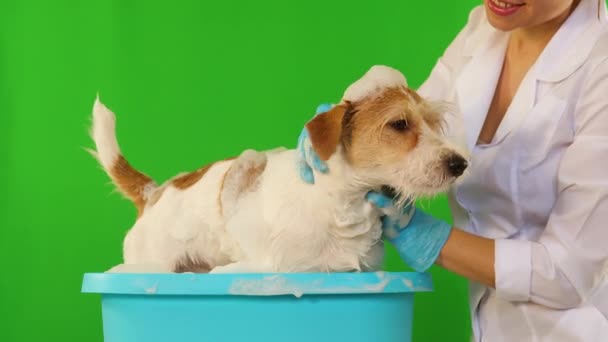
[{"left": 296, "top": 103, "right": 453, "bottom": 273}]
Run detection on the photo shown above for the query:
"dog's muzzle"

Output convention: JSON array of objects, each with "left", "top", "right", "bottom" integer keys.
[{"left": 445, "top": 154, "right": 468, "bottom": 177}]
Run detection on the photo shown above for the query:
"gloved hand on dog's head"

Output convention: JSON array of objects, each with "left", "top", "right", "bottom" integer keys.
[
  {"left": 296, "top": 108, "right": 453, "bottom": 272},
  {"left": 296, "top": 103, "right": 333, "bottom": 184}
]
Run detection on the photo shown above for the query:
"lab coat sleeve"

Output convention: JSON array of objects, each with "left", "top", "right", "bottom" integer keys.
[
  {"left": 417, "top": 5, "right": 484, "bottom": 101},
  {"left": 417, "top": 6, "right": 485, "bottom": 150},
  {"left": 494, "top": 58, "right": 608, "bottom": 309}
]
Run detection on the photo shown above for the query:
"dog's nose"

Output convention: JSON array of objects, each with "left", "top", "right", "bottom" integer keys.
[{"left": 446, "top": 154, "right": 468, "bottom": 177}]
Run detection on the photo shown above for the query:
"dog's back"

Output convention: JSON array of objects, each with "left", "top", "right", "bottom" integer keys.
[
  {"left": 90, "top": 98, "right": 244, "bottom": 271},
  {"left": 90, "top": 97, "right": 384, "bottom": 274}
]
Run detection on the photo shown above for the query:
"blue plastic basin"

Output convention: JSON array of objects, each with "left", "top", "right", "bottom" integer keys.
[{"left": 82, "top": 271, "right": 432, "bottom": 342}]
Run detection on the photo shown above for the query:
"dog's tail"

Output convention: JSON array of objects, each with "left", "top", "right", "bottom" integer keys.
[{"left": 90, "top": 96, "right": 157, "bottom": 216}]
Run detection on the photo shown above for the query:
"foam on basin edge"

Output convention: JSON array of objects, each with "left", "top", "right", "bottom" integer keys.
[{"left": 228, "top": 271, "right": 431, "bottom": 297}]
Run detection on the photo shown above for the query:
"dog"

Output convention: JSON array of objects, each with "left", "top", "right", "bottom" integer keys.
[{"left": 90, "top": 65, "right": 469, "bottom": 274}]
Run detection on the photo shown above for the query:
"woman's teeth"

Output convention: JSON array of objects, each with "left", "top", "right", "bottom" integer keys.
[{"left": 492, "top": 0, "right": 515, "bottom": 8}]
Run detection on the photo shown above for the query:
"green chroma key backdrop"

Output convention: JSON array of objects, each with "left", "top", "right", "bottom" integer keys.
[{"left": 0, "top": 0, "right": 500, "bottom": 341}]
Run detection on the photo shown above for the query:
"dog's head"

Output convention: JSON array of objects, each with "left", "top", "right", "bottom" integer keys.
[{"left": 306, "top": 65, "right": 468, "bottom": 201}]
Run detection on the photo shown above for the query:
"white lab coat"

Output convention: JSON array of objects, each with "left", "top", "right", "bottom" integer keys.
[{"left": 417, "top": 0, "right": 608, "bottom": 341}]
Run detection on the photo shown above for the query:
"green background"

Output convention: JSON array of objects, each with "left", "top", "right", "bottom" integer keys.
[{"left": 0, "top": 1, "right": 482, "bottom": 341}]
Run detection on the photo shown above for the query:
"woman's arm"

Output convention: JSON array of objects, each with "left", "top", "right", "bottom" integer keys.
[
  {"left": 436, "top": 228, "right": 496, "bottom": 288},
  {"left": 433, "top": 59, "right": 608, "bottom": 309}
]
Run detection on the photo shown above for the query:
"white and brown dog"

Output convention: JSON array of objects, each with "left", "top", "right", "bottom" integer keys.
[{"left": 90, "top": 65, "right": 468, "bottom": 274}]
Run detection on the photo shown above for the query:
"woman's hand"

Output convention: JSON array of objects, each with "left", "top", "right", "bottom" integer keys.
[
  {"left": 296, "top": 103, "right": 333, "bottom": 184},
  {"left": 367, "top": 190, "right": 496, "bottom": 286},
  {"left": 365, "top": 191, "right": 453, "bottom": 272}
]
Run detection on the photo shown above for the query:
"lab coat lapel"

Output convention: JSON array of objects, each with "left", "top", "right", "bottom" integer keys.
[
  {"left": 455, "top": 28, "right": 509, "bottom": 151},
  {"left": 494, "top": 0, "right": 606, "bottom": 143},
  {"left": 491, "top": 66, "right": 538, "bottom": 146},
  {"left": 457, "top": 0, "right": 606, "bottom": 149},
  {"left": 536, "top": 0, "right": 608, "bottom": 84}
]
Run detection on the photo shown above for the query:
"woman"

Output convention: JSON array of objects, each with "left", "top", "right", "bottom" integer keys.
[{"left": 296, "top": 0, "right": 608, "bottom": 340}]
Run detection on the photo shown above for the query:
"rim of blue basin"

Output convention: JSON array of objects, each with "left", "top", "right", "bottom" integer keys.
[{"left": 81, "top": 271, "right": 433, "bottom": 297}]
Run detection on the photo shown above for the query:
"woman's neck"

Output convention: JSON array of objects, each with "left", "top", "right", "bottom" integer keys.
[{"left": 509, "top": 0, "right": 580, "bottom": 54}]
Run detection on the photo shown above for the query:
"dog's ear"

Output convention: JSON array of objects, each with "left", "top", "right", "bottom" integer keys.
[{"left": 305, "top": 104, "right": 348, "bottom": 161}]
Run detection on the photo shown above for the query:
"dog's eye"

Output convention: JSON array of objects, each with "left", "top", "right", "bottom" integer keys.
[{"left": 389, "top": 119, "right": 409, "bottom": 132}]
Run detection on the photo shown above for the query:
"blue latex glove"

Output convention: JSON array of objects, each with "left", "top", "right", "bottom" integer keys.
[
  {"left": 296, "top": 103, "right": 333, "bottom": 184},
  {"left": 365, "top": 191, "right": 453, "bottom": 272}
]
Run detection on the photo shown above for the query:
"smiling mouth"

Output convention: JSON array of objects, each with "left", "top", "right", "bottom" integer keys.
[
  {"left": 491, "top": 0, "right": 524, "bottom": 8},
  {"left": 487, "top": 0, "right": 525, "bottom": 16}
]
